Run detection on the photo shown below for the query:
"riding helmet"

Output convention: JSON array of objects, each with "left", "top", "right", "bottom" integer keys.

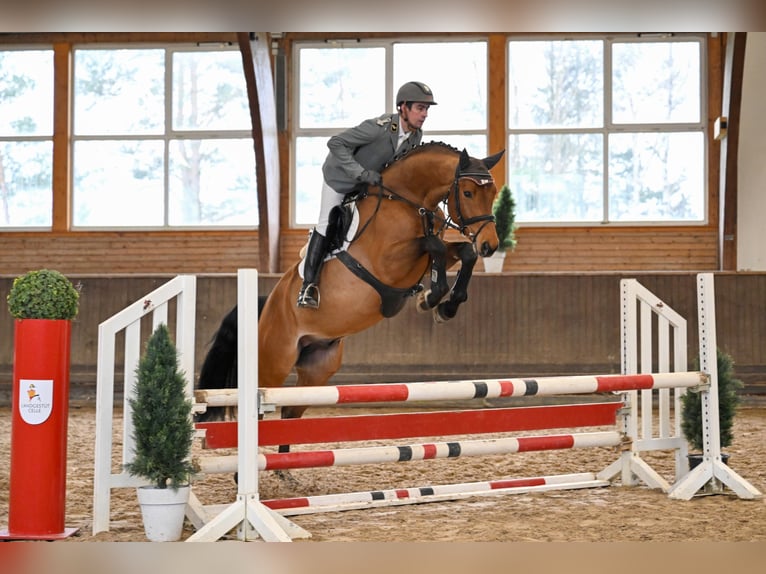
[{"left": 396, "top": 81, "right": 438, "bottom": 106}]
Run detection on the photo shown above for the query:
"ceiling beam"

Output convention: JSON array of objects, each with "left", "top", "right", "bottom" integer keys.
[
  {"left": 719, "top": 32, "right": 747, "bottom": 271},
  {"left": 238, "top": 32, "right": 281, "bottom": 273}
]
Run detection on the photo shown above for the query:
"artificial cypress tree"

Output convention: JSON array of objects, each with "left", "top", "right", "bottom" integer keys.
[
  {"left": 125, "top": 323, "right": 195, "bottom": 489},
  {"left": 493, "top": 184, "right": 517, "bottom": 252},
  {"left": 681, "top": 348, "right": 744, "bottom": 452}
]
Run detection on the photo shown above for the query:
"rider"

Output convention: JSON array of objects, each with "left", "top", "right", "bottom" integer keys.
[{"left": 297, "top": 81, "right": 438, "bottom": 309}]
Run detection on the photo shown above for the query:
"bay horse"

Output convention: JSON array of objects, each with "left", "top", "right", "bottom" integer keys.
[{"left": 197, "top": 142, "right": 505, "bottom": 446}]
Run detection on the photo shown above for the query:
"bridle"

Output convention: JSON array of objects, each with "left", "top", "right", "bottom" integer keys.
[
  {"left": 352, "top": 157, "right": 497, "bottom": 246},
  {"left": 447, "top": 162, "right": 497, "bottom": 243}
]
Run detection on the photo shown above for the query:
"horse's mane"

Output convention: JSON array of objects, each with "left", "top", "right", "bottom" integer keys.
[{"left": 383, "top": 141, "right": 461, "bottom": 171}]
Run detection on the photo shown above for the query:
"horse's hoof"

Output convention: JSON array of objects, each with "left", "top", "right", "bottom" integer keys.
[
  {"left": 416, "top": 290, "right": 432, "bottom": 313},
  {"left": 275, "top": 469, "right": 301, "bottom": 488},
  {"left": 433, "top": 306, "right": 451, "bottom": 324}
]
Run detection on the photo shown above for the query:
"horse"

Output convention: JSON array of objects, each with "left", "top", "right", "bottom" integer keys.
[{"left": 197, "top": 142, "right": 505, "bottom": 447}]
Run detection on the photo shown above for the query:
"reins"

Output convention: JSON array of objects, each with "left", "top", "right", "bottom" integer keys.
[{"left": 356, "top": 184, "right": 449, "bottom": 239}]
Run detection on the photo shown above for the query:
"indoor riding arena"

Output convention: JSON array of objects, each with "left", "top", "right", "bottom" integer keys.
[{"left": 1, "top": 22, "right": 765, "bottom": 574}]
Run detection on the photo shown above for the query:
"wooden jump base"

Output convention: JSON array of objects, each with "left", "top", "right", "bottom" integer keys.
[{"left": 92, "top": 270, "right": 762, "bottom": 542}]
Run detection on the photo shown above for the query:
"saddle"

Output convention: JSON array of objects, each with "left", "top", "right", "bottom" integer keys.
[{"left": 325, "top": 202, "right": 354, "bottom": 253}]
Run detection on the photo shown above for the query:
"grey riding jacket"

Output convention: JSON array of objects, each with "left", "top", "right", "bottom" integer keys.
[{"left": 322, "top": 112, "right": 423, "bottom": 194}]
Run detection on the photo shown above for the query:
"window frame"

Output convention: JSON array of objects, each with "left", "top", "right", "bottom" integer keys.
[
  {"left": 506, "top": 33, "right": 709, "bottom": 227},
  {"left": 0, "top": 45, "right": 55, "bottom": 230},
  {"left": 290, "top": 36, "right": 489, "bottom": 228},
  {"left": 70, "top": 42, "right": 257, "bottom": 231}
]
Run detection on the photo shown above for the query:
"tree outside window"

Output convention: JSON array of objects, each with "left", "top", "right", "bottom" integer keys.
[
  {"left": 508, "top": 36, "right": 705, "bottom": 225},
  {"left": 0, "top": 49, "right": 54, "bottom": 228},
  {"left": 72, "top": 47, "right": 257, "bottom": 228}
]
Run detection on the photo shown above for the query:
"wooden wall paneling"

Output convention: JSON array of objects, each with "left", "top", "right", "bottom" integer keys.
[
  {"left": 0, "top": 233, "right": 261, "bottom": 276},
  {"left": 280, "top": 227, "right": 719, "bottom": 275},
  {"left": 502, "top": 227, "right": 719, "bottom": 272},
  {"left": 713, "top": 273, "right": 766, "bottom": 375}
]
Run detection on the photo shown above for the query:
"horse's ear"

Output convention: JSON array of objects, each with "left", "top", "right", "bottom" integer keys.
[
  {"left": 459, "top": 148, "right": 471, "bottom": 171},
  {"left": 482, "top": 149, "right": 506, "bottom": 171}
]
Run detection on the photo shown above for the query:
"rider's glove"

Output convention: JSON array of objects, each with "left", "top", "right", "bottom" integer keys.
[{"left": 358, "top": 170, "right": 382, "bottom": 186}]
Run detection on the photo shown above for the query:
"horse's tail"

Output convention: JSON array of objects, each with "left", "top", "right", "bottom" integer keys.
[{"left": 195, "top": 294, "right": 269, "bottom": 421}]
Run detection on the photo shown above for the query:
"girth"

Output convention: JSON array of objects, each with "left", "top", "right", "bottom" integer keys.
[{"left": 335, "top": 251, "right": 424, "bottom": 318}]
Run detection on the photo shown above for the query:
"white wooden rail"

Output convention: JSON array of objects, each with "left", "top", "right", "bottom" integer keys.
[
  {"left": 609, "top": 277, "right": 690, "bottom": 490},
  {"left": 92, "top": 275, "right": 197, "bottom": 535}
]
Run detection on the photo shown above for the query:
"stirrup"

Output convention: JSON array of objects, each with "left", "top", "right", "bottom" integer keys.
[{"left": 297, "top": 283, "right": 320, "bottom": 309}]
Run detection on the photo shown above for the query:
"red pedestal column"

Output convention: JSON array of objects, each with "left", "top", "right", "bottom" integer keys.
[{"left": 0, "top": 319, "right": 77, "bottom": 540}]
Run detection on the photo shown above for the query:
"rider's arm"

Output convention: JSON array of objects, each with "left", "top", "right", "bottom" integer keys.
[{"left": 326, "top": 116, "right": 387, "bottom": 181}]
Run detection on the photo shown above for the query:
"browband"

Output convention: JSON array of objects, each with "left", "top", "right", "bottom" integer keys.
[{"left": 459, "top": 174, "right": 494, "bottom": 186}]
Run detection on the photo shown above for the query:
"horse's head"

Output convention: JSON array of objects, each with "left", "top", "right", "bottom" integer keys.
[{"left": 448, "top": 148, "right": 505, "bottom": 257}]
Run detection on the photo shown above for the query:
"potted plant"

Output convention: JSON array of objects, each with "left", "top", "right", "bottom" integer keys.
[
  {"left": 483, "top": 184, "right": 517, "bottom": 272},
  {"left": 125, "top": 323, "right": 196, "bottom": 542},
  {"left": 681, "top": 348, "right": 744, "bottom": 469},
  {"left": 3, "top": 269, "right": 80, "bottom": 539}
]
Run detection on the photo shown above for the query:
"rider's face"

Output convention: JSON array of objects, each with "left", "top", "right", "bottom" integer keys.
[{"left": 401, "top": 102, "right": 430, "bottom": 131}]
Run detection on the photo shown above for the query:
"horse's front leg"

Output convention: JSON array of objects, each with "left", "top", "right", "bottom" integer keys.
[
  {"left": 433, "top": 241, "right": 478, "bottom": 323},
  {"left": 416, "top": 235, "right": 450, "bottom": 312}
]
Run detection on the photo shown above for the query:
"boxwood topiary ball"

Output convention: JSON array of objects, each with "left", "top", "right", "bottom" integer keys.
[{"left": 7, "top": 269, "right": 80, "bottom": 320}]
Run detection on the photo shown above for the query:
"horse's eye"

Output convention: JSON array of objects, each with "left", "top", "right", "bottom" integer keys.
[{"left": 462, "top": 189, "right": 473, "bottom": 199}]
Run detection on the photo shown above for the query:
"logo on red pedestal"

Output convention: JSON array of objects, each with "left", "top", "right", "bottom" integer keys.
[{"left": 19, "top": 379, "right": 54, "bottom": 425}]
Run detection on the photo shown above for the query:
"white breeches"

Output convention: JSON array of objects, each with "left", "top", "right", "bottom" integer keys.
[{"left": 316, "top": 180, "right": 345, "bottom": 235}]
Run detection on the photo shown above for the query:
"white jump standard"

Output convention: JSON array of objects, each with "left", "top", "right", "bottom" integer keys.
[{"left": 91, "top": 270, "right": 761, "bottom": 542}]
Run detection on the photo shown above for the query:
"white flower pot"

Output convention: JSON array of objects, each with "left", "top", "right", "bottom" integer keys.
[
  {"left": 482, "top": 250, "right": 506, "bottom": 273},
  {"left": 136, "top": 485, "right": 190, "bottom": 542}
]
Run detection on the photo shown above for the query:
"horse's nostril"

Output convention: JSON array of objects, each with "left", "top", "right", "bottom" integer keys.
[{"left": 481, "top": 242, "right": 496, "bottom": 257}]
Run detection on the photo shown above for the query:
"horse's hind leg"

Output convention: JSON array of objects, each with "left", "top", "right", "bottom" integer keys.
[{"left": 277, "top": 338, "right": 345, "bottom": 454}]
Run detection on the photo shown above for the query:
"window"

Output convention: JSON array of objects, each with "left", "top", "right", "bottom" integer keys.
[
  {"left": 72, "top": 46, "right": 257, "bottom": 228},
  {"left": 293, "top": 39, "right": 487, "bottom": 226},
  {"left": 507, "top": 36, "right": 705, "bottom": 224},
  {"left": 0, "top": 49, "right": 54, "bottom": 228}
]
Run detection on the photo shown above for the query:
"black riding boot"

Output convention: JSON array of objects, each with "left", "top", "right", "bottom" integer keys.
[{"left": 296, "top": 230, "right": 328, "bottom": 309}]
